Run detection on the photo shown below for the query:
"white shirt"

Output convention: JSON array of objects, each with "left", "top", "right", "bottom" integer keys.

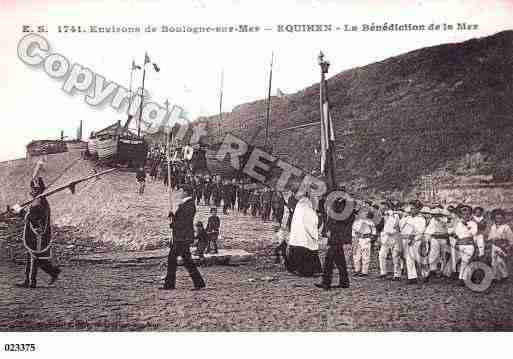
[
  {"left": 382, "top": 211, "right": 400, "bottom": 234},
  {"left": 352, "top": 219, "right": 376, "bottom": 238},
  {"left": 488, "top": 224, "right": 513, "bottom": 243},
  {"left": 425, "top": 217, "right": 448, "bottom": 235},
  {"left": 400, "top": 215, "right": 426, "bottom": 235},
  {"left": 450, "top": 220, "right": 478, "bottom": 239}
]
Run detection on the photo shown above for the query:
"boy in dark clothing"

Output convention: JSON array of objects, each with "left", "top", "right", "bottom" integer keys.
[
  {"left": 206, "top": 207, "right": 220, "bottom": 254},
  {"left": 194, "top": 221, "right": 209, "bottom": 259}
]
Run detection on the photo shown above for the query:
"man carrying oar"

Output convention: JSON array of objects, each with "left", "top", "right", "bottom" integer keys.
[
  {"left": 6, "top": 166, "right": 117, "bottom": 289},
  {"left": 11, "top": 177, "right": 60, "bottom": 288}
]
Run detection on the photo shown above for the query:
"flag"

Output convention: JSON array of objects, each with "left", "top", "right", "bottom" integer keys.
[
  {"left": 144, "top": 52, "right": 150, "bottom": 65},
  {"left": 152, "top": 63, "right": 160, "bottom": 72},
  {"left": 132, "top": 60, "right": 141, "bottom": 70},
  {"left": 320, "top": 77, "right": 336, "bottom": 187}
]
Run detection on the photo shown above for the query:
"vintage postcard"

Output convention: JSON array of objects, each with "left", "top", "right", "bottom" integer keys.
[{"left": 0, "top": 0, "right": 512, "bottom": 357}]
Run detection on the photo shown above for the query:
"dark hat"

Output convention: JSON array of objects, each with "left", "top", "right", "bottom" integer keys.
[
  {"left": 30, "top": 176, "right": 46, "bottom": 194},
  {"left": 410, "top": 200, "right": 423, "bottom": 210},
  {"left": 458, "top": 204, "right": 472, "bottom": 214}
]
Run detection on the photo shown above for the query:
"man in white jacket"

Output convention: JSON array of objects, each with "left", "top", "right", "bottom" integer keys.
[
  {"left": 399, "top": 201, "right": 426, "bottom": 284},
  {"left": 449, "top": 205, "right": 477, "bottom": 286}
]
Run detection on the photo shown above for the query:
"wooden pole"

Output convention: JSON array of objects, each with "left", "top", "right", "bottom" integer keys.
[
  {"left": 218, "top": 70, "right": 224, "bottom": 139},
  {"left": 138, "top": 63, "right": 147, "bottom": 138},
  {"left": 264, "top": 52, "right": 274, "bottom": 150}
]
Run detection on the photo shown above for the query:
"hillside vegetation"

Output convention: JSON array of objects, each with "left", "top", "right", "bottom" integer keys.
[{"left": 197, "top": 30, "right": 513, "bottom": 196}]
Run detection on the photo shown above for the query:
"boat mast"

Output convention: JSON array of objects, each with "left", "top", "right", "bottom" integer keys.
[
  {"left": 218, "top": 70, "right": 224, "bottom": 140},
  {"left": 138, "top": 58, "right": 147, "bottom": 138},
  {"left": 124, "top": 60, "right": 138, "bottom": 131},
  {"left": 264, "top": 52, "right": 274, "bottom": 150}
]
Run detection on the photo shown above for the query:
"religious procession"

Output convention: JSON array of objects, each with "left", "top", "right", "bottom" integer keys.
[{"left": 1, "top": 28, "right": 513, "bottom": 332}]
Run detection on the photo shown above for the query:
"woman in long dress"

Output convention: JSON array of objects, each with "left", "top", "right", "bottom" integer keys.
[{"left": 286, "top": 195, "right": 322, "bottom": 277}]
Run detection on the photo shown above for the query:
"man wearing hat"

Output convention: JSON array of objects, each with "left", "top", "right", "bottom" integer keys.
[
  {"left": 378, "top": 201, "right": 401, "bottom": 280},
  {"left": 399, "top": 201, "right": 427, "bottom": 284},
  {"left": 425, "top": 206, "right": 451, "bottom": 278},
  {"left": 11, "top": 177, "right": 61, "bottom": 288},
  {"left": 162, "top": 185, "right": 205, "bottom": 290},
  {"left": 449, "top": 204, "right": 478, "bottom": 285}
]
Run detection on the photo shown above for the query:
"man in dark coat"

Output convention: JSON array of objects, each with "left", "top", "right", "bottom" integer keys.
[
  {"left": 204, "top": 176, "right": 213, "bottom": 206},
  {"left": 195, "top": 176, "right": 204, "bottom": 205},
  {"left": 286, "top": 193, "right": 298, "bottom": 229},
  {"left": 315, "top": 194, "right": 353, "bottom": 290},
  {"left": 212, "top": 179, "right": 222, "bottom": 207},
  {"left": 12, "top": 177, "right": 60, "bottom": 288},
  {"left": 271, "top": 191, "right": 286, "bottom": 225},
  {"left": 261, "top": 187, "right": 272, "bottom": 221},
  {"left": 161, "top": 185, "right": 205, "bottom": 290}
]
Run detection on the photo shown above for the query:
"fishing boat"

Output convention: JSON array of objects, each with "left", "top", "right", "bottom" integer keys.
[{"left": 91, "top": 120, "right": 148, "bottom": 167}]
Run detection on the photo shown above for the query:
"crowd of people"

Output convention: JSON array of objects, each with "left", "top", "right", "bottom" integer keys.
[{"left": 142, "top": 156, "right": 513, "bottom": 292}]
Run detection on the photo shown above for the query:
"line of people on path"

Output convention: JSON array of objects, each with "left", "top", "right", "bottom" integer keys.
[{"left": 137, "top": 160, "right": 513, "bottom": 292}]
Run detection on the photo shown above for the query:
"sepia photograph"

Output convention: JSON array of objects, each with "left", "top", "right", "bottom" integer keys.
[{"left": 0, "top": 0, "right": 512, "bottom": 356}]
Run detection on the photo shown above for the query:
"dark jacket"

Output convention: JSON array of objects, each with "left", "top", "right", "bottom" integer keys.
[
  {"left": 168, "top": 197, "right": 196, "bottom": 244},
  {"left": 326, "top": 199, "right": 355, "bottom": 245},
  {"left": 20, "top": 198, "right": 52, "bottom": 258},
  {"left": 206, "top": 215, "right": 220, "bottom": 234}
]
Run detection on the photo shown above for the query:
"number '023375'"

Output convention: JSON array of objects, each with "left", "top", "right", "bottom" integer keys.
[{"left": 4, "top": 344, "right": 36, "bottom": 352}]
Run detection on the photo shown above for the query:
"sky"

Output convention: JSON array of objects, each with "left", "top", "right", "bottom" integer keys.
[{"left": 0, "top": 0, "right": 512, "bottom": 161}]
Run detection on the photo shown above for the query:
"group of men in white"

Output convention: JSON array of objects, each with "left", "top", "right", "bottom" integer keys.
[{"left": 354, "top": 200, "right": 512, "bottom": 286}]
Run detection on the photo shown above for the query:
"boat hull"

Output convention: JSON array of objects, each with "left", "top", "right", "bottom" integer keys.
[
  {"left": 118, "top": 138, "right": 148, "bottom": 167},
  {"left": 97, "top": 137, "right": 118, "bottom": 160}
]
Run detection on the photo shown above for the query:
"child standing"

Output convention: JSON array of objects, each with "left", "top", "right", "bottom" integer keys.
[
  {"left": 206, "top": 207, "right": 220, "bottom": 254},
  {"left": 273, "top": 224, "right": 289, "bottom": 264},
  {"left": 194, "top": 221, "right": 209, "bottom": 259}
]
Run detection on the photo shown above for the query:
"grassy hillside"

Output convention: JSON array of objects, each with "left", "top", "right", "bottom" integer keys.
[{"left": 197, "top": 30, "right": 513, "bottom": 195}]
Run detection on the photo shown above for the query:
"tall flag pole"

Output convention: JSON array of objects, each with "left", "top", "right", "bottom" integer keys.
[
  {"left": 137, "top": 53, "right": 150, "bottom": 138},
  {"left": 163, "top": 99, "right": 170, "bottom": 152},
  {"left": 264, "top": 52, "right": 274, "bottom": 150},
  {"left": 124, "top": 60, "right": 141, "bottom": 131},
  {"left": 318, "top": 51, "right": 336, "bottom": 190},
  {"left": 218, "top": 70, "right": 224, "bottom": 139},
  {"left": 136, "top": 53, "right": 160, "bottom": 137}
]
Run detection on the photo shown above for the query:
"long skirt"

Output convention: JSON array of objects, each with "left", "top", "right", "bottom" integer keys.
[{"left": 286, "top": 245, "right": 322, "bottom": 277}]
